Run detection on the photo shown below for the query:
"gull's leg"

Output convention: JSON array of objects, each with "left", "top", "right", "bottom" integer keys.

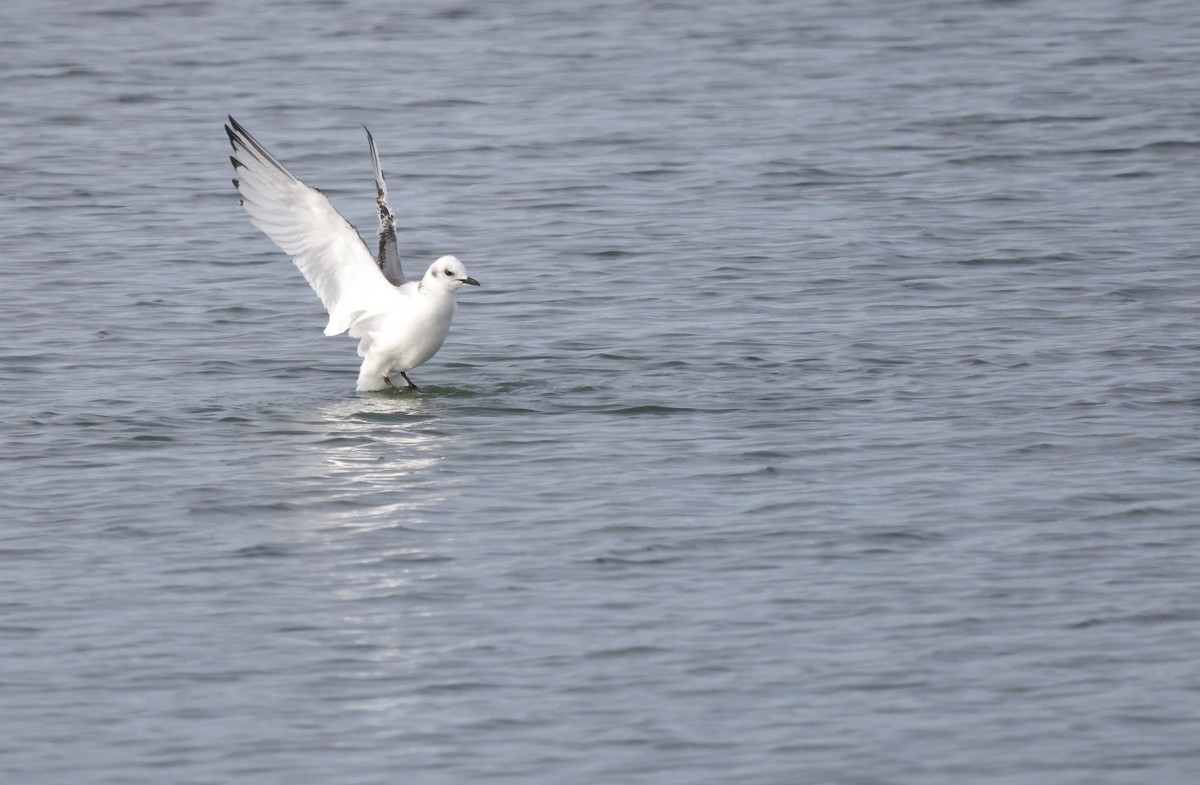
[{"left": 382, "top": 374, "right": 420, "bottom": 393}]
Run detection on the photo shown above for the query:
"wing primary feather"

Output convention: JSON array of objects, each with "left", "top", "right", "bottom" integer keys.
[
  {"left": 365, "top": 126, "right": 406, "bottom": 285},
  {"left": 226, "top": 116, "right": 295, "bottom": 177}
]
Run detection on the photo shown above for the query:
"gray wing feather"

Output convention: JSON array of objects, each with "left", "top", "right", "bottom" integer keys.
[{"left": 365, "top": 126, "right": 406, "bottom": 285}]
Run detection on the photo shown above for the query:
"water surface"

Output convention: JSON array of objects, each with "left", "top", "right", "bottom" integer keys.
[{"left": 2, "top": 1, "right": 1199, "bottom": 783}]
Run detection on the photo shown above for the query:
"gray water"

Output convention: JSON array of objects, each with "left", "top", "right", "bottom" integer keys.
[{"left": 3, "top": 0, "right": 1200, "bottom": 782}]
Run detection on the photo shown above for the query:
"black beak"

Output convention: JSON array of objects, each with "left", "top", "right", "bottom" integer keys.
[{"left": 461, "top": 277, "right": 481, "bottom": 286}]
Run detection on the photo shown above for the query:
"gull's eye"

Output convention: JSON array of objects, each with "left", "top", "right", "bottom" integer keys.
[{"left": 444, "top": 269, "right": 453, "bottom": 276}]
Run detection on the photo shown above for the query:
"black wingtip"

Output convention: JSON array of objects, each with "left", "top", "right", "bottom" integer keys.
[
  {"left": 231, "top": 178, "right": 240, "bottom": 189},
  {"left": 225, "top": 116, "right": 251, "bottom": 150}
]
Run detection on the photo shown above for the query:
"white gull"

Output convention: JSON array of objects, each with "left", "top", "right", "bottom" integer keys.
[{"left": 224, "top": 116, "right": 479, "bottom": 392}]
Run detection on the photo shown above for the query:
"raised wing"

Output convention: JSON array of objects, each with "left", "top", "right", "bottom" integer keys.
[
  {"left": 365, "top": 126, "right": 406, "bottom": 285},
  {"left": 225, "top": 116, "right": 393, "bottom": 336}
]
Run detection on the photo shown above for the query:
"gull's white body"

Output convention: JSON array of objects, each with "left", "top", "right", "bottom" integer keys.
[
  {"left": 351, "top": 272, "right": 457, "bottom": 391},
  {"left": 224, "top": 116, "right": 478, "bottom": 391}
]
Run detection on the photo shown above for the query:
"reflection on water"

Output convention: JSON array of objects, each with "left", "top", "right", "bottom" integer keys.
[
  {"left": 306, "top": 396, "right": 458, "bottom": 530},
  {"left": 298, "top": 397, "right": 465, "bottom": 611}
]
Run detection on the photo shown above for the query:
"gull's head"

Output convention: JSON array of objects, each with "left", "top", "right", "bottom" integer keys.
[{"left": 424, "top": 255, "right": 480, "bottom": 292}]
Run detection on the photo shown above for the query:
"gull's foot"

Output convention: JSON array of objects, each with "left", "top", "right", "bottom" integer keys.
[{"left": 384, "top": 374, "right": 420, "bottom": 393}]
